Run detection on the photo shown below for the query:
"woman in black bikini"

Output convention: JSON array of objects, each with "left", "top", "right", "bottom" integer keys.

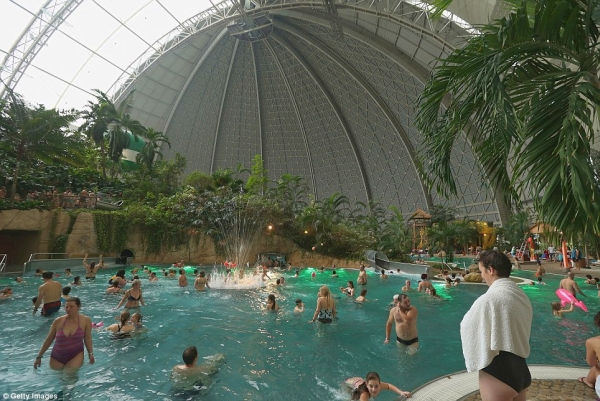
[
  {"left": 115, "top": 279, "right": 145, "bottom": 310},
  {"left": 107, "top": 310, "right": 134, "bottom": 337}
]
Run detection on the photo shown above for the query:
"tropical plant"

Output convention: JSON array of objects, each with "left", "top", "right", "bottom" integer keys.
[
  {"left": 79, "top": 89, "right": 145, "bottom": 178},
  {"left": 136, "top": 128, "right": 171, "bottom": 172},
  {"left": 245, "top": 154, "right": 268, "bottom": 195},
  {"left": 417, "top": 0, "right": 600, "bottom": 241},
  {"left": 499, "top": 211, "right": 532, "bottom": 248},
  {"left": 378, "top": 206, "right": 412, "bottom": 261},
  {"left": 0, "top": 89, "right": 83, "bottom": 199}
]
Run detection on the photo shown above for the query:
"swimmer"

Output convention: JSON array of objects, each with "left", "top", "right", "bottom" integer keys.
[
  {"left": 115, "top": 279, "right": 145, "bottom": 309},
  {"left": 34, "top": 297, "right": 94, "bottom": 371},
  {"left": 60, "top": 286, "right": 71, "bottom": 305},
  {"left": 170, "top": 346, "right": 225, "bottom": 392},
  {"left": 425, "top": 287, "right": 441, "bottom": 298},
  {"left": 345, "top": 372, "right": 411, "bottom": 400},
  {"left": 109, "top": 270, "right": 127, "bottom": 288},
  {"left": 536, "top": 276, "right": 546, "bottom": 285},
  {"left": 83, "top": 253, "right": 99, "bottom": 280},
  {"left": 310, "top": 285, "right": 336, "bottom": 323},
  {"left": 71, "top": 276, "right": 82, "bottom": 286},
  {"left": 149, "top": 272, "right": 158, "bottom": 282},
  {"left": 106, "top": 281, "right": 121, "bottom": 294},
  {"left": 355, "top": 289, "right": 368, "bottom": 302},
  {"left": 294, "top": 299, "right": 305, "bottom": 313},
  {"left": 35, "top": 268, "right": 44, "bottom": 276},
  {"left": 294, "top": 269, "right": 299, "bottom": 278},
  {"left": 0, "top": 287, "right": 13, "bottom": 299},
  {"left": 385, "top": 294, "right": 418, "bottom": 351},
  {"left": 402, "top": 280, "right": 412, "bottom": 291},
  {"left": 178, "top": 269, "right": 188, "bottom": 287},
  {"left": 331, "top": 270, "right": 338, "bottom": 278},
  {"left": 585, "top": 275, "right": 598, "bottom": 285},
  {"left": 357, "top": 264, "right": 367, "bottom": 285},
  {"left": 33, "top": 271, "right": 62, "bottom": 317},
  {"left": 390, "top": 294, "right": 399, "bottom": 307},
  {"left": 266, "top": 294, "right": 279, "bottom": 311},
  {"left": 131, "top": 311, "right": 146, "bottom": 330},
  {"left": 64, "top": 269, "right": 72, "bottom": 277},
  {"left": 380, "top": 270, "right": 388, "bottom": 280},
  {"left": 107, "top": 310, "right": 135, "bottom": 337},
  {"left": 417, "top": 274, "right": 433, "bottom": 292},
  {"left": 453, "top": 278, "right": 461, "bottom": 287},
  {"left": 445, "top": 277, "right": 452, "bottom": 289},
  {"left": 194, "top": 271, "right": 210, "bottom": 291},
  {"left": 551, "top": 301, "right": 574, "bottom": 317},
  {"left": 341, "top": 280, "right": 355, "bottom": 296}
]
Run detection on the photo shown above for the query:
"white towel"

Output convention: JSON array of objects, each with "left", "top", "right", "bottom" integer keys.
[{"left": 460, "top": 278, "right": 532, "bottom": 372}]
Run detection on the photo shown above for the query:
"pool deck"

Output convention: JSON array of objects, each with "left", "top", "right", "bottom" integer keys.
[{"left": 411, "top": 365, "right": 595, "bottom": 400}]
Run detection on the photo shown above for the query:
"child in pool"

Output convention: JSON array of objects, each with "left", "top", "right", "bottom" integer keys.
[
  {"left": 551, "top": 301, "right": 574, "bottom": 317},
  {"left": 294, "top": 299, "right": 304, "bottom": 313},
  {"left": 345, "top": 371, "right": 411, "bottom": 400}
]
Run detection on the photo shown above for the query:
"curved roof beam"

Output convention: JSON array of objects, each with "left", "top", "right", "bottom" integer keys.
[
  {"left": 0, "top": 0, "right": 83, "bottom": 98},
  {"left": 271, "top": 30, "right": 371, "bottom": 202},
  {"left": 274, "top": 17, "right": 433, "bottom": 209},
  {"left": 161, "top": 28, "right": 229, "bottom": 136},
  {"left": 211, "top": 39, "right": 239, "bottom": 173},
  {"left": 263, "top": 39, "right": 318, "bottom": 198},
  {"left": 108, "top": 0, "right": 470, "bottom": 101},
  {"left": 250, "top": 42, "right": 264, "bottom": 161},
  {"left": 277, "top": 9, "right": 512, "bottom": 223}
]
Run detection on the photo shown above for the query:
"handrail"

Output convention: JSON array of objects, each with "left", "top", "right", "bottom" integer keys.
[
  {"left": 0, "top": 254, "right": 6, "bottom": 273},
  {"left": 28, "top": 253, "right": 68, "bottom": 262}
]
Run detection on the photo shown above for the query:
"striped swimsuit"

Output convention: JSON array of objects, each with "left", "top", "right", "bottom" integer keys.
[{"left": 50, "top": 316, "right": 84, "bottom": 364}]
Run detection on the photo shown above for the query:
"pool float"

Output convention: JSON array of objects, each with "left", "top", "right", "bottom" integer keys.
[
  {"left": 555, "top": 289, "right": 588, "bottom": 312},
  {"left": 92, "top": 321, "right": 104, "bottom": 328}
]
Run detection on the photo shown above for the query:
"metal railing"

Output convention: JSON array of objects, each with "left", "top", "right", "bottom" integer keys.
[
  {"left": 28, "top": 253, "right": 68, "bottom": 262},
  {"left": 0, "top": 254, "right": 6, "bottom": 273}
]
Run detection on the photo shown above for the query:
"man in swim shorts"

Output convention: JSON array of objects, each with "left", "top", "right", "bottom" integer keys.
[
  {"left": 33, "top": 271, "right": 62, "bottom": 317},
  {"left": 384, "top": 294, "right": 418, "bottom": 350}
]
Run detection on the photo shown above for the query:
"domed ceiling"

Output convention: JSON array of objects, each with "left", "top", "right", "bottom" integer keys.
[{"left": 1, "top": 0, "right": 510, "bottom": 224}]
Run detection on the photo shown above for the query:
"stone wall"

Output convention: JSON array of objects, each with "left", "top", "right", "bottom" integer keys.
[{"left": 1, "top": 210, "right": 361, "bottom": 268}]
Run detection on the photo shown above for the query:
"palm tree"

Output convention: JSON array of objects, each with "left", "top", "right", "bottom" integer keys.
[
  {"left": 136, "top": 128, "right": 171, "bottom": 172},
  {"left": 78, "top": 90, "right": 116, "bottom": 178},
  {"left": 379, "top": 206, "right": 412, "bottom": 261},
  {"left": 79, "top": 89, "right": 145, "bottom": 178},
  {"left": 417, "top": 0, "right": 600, "bottom": 239},
  {"left": 0, "top": 89, "right": 83, "bottom": 199}
]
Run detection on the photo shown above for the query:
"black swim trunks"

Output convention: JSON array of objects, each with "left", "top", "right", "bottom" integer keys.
[
  {"left": 397, "top": 336, "right": 418, "bottom": 345},
  {"left": 482, "top": 351, "right": 531, "bottom": 393}
]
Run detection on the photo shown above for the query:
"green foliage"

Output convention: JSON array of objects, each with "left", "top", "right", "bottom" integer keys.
[
  {"left": 498, "top": 211, "right": 531, "bottom": 247},
  {"left": 379, "top": 206, "right": 412, "bottom": 262},
  {"left": 0, "top": 89, "right": 82, "bottom": 199},
  {"left": 122, "top": 153, "right": 186, "bottom": 204},
  {"left": 93, "top": 212, "right": 129, "bottom": 253},
  {"left": 245, "top": 155, "right": 268, "bottom": 195},
  {"left": 416, "top": 0, "right": 600, "bottom": 240},
  {"left": 183, "top": 171, "right": 214, "bottom": 193}
]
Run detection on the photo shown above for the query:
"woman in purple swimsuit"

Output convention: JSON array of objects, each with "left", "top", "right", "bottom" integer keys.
[{"left": 33, "top": 297, "right": 95, "bottom": 371}]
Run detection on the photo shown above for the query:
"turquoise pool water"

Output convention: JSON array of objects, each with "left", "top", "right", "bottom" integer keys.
[{"left": 0, "top": 267, "right": 596, "bottom": 400}]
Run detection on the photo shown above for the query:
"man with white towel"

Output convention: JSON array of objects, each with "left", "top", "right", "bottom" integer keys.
[{"left": 460, "top": 250, "right": 532, "bottom": 401}]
